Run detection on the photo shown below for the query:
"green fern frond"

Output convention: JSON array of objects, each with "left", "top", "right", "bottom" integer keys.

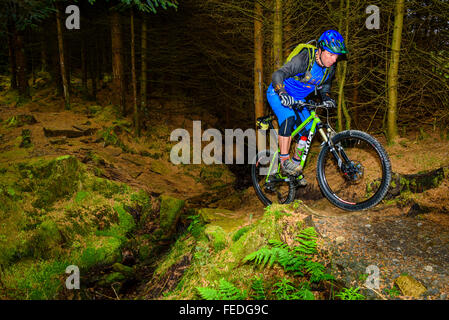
[
  {"left": 250, "top": 276, "right": 266, "bottom": 300},
  {"left": 268, "top": 239, "right": 288, "bottom": 249},
  {"left": 218, "top": 279, "right": 246, "bottom": 300},
  {"left": 244, "top": 247, "right": 282, "bottom": 268},
  {"left": 196, "top": 287, "right": 220, "bottom": 300}
]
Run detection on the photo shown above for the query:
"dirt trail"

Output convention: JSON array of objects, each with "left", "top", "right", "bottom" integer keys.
[{"left": 1, "top": 100, "right": 448, "bottom": 300}]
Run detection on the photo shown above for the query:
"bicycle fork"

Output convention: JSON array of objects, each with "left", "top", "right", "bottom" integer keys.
[{"left": 319, "top": 127, "right": 352, "bottom": 172}]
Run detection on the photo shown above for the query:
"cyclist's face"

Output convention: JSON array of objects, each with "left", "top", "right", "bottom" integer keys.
[{"left": 320, "top": 49, "right": 339, "bottom": 67}]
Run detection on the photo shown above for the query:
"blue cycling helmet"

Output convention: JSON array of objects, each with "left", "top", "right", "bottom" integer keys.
[{"left": 318, "top": 30, "right": 348, "bottom": 55}]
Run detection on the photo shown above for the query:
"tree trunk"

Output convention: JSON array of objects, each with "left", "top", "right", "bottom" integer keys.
[
  {"left": 352, "top": 54, "right": 359, "bottom": 127},
  {"left": 141, "top": 16, "right": 148, "bottom": 119},
  {"left": 254, "top": 1, "right": 264, "bottom": 124},
  {"left": 15, "top": 30, "right": 29, "bottom": 98},
  {"left": 387, "top": 0, "right": 405, "bottom": 144},
  {"left": 56, "top": 5, "right": 70, "bottom": 109},
  {"left": 7, "top": 20, "right": 17, "bottom": 90},
  {"left": 110, "top": 10, "right": 126, "bottom": 116},
  {"left": 131, "top": 9, "right": 140, "bottom": 137},
  {"left": 273, "top": 0, "right": 283, "bottom": 70},
  {"left": 81, "top": 38, "right": 88, "bottom": 97},
  {"left": 40, "top": 32, "right": 48, "bottom": 73},
  {"left": 89, "top": 40, "right": 97, "bottom": 100},
  {"left": 336, "top": 0, "right": 351, "bottom": 131}
]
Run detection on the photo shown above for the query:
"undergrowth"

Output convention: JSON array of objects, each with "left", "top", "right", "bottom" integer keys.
[{"left": 195, "top": 227, "right": 340, "bottom": 300}]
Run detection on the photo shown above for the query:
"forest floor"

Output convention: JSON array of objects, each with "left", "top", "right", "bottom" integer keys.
[{"left": 1, "top": 77, "right": 448, "bottom": 300}]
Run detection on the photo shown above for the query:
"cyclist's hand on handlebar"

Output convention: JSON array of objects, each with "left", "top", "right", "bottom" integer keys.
[
  {"left": 278, "top": 91, "right": 296, "bottom": 107},
  {"left": 322, "top": 96, "right": 336, "bottom": 109}
]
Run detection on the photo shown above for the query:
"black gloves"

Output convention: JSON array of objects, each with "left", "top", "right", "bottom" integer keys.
[{"left": 322, "top": 95, "right": 336, "bottom": 109}]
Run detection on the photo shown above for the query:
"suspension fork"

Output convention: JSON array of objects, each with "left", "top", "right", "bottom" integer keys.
[{"left": 318, "top": 124, "right": 350, "bottom": 170}]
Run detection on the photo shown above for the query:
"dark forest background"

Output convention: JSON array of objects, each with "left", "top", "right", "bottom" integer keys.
[{"left": 1, "top": 0, "right": 448, "bottom": 137}]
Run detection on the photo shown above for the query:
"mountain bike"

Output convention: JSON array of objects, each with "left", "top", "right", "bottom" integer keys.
[{"left": 251, "top": 101, "right": 391, "bottom": 211}]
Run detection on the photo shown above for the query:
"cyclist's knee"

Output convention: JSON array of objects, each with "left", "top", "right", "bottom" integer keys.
[{"left": 279, "top": 116, "right": 296, "bottom": 137}]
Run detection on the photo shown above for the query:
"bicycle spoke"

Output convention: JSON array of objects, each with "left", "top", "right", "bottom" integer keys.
[{"left": 323, "top": 137, "right": 384, "bottom": 205}]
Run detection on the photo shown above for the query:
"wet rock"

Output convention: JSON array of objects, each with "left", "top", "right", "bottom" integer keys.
[{"left": 394, "top": 275, "right": 427, "bottom": 298}]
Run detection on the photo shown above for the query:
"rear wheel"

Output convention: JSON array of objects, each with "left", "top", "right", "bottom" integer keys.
[
  {"left": 251, "top": 150, "right": 296, "bottom": 206},
  {"left": 316, "top": 130, "right": 391, "bottom": 211}
]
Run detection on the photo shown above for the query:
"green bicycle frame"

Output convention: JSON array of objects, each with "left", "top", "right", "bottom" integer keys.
[{"left": 265, "top": 109, "right": 328, "bottom": 182}]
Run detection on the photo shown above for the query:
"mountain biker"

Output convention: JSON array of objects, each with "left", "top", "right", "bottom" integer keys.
[{"left": 266, "top": 29, "right": 348, "bottom": 177}]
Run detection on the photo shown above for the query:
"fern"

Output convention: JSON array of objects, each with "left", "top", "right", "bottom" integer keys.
[
  {"left": 294, "top": 227, "right": 318, "bottom": 255},
  {"left": 196, "top": 287, "right": 220, "bottom": 300},
  {"left": 243, "top": 247, "right": 285, "bottom": 268},
  {"left": 290, "top": 283, "right": 315, "bottom": 300},
  {"left": 196, "top": 279, "right": 246, "bottom": 300},
  {"left": 218, "top": 279, "right": 247, "bottom": 300},
  {"left": 250, "top": 276, "right": 266, "bottom": 300},
  {"left": 272, "top": 278, "right": 296, "bottom": 300},
  {"left": 335, "top": 287, "right": 365, "bottom": 300}
]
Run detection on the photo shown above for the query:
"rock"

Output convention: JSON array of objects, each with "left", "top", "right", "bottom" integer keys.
[
  {"left": 78, "top": 236, "right": 122, "bottom": 268},
  {"left": 423, "top": 288, "right": 439, "bottom": 297},
  {"left": 17, "top": 155, "right": 84, "bottom": 209},
  {"left": 30, "top": 220, "right": 63, "bottom": 258},
  {"left": 336, "top": 236, "right": 345, "bottom": 245},
  {"left": 159, "top": 195, "right": 185, "bottom": 237},
  {"left": 112, "top": 263, "right": 135, "bottom": 278},
  {"left": 98, "top": 272, "right": 126, "bottom": 286},
  {"left": 49, "top": 137, "right": 67, "bottom": 145},
  {"left": 394, "top": 275, "right": 427, "bottom": 298},
  {"left": 43, "top": 126, "right": 96, "bottom": 138},
  {"left": 149, "top": 160, "right": 169, "bottom": 175},
  {"left": 424, "top": 265, "right": 433, "bottom": 272},
  {"left": 197, "top": 208, "right": 245, "bottom": 233},
  {"left": 204, "top": 225, "right": 227, "bottom": 251}
]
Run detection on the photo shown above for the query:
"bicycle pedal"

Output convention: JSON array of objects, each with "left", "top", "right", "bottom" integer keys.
[{"left": 294, "top": 176, "right": 307, "bottom": 187}]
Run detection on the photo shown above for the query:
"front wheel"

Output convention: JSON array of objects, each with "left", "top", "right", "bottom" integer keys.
[{"left": 316, "top": 130, "right": 391, "bottom": 211}]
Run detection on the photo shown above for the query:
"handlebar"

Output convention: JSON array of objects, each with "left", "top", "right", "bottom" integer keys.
[{"left": 291, "top": 100, "right": 327, "bottom": 110}]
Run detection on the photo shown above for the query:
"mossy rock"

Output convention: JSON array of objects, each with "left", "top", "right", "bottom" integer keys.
[
  {"left": 98, "top": 272, "right": 126, "bottom": 286},
  {"left": 159, "top": 195, "right": 185, "bottom": 237},
  {"left": 76, "top": 236, "right": 122, "bottom": 269},
  {"left": 149, "top": 160, "right": 169, "bottom": 175},
  {"left": 16, "top": 155, "right": 84, "bottom": 209},
  {"left": 210, "top": 192, "right": 243, "bottom": 210},
  {"left": 197, "top": 208, "right": 245, "bottom": 233},
  {"left": 29, "top": 220, "right": 63, "bottom": 259},
  {"left": 89, "top": 177, "right": 128, "bottom": 199},
  {"left": 0, "top": 259, "right": 69, "bottom": 300},
  {"left": 204, "top": 225, "right": 227, "bottom": 252},
  {"left": 112, "top": 263, "right": 135, "bottom": 278},
  {"left": 394, "top": 275, "right": 427, "bottom": 298},
  {"left": 230, "top": 211, "right": 281, "bottom": 263}
]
